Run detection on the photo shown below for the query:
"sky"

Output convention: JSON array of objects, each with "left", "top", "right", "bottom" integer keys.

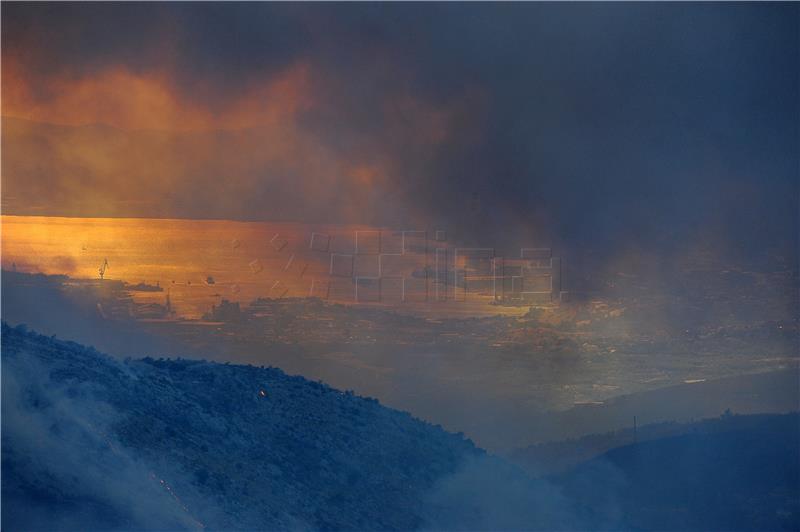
[{"left": 2, "top": 2, "right": 798, "bottom": 258}]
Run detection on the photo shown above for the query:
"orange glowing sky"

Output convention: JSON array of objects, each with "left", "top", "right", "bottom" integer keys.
[
  {"left": 0, "top": 0, "right": 485, "bottom": 230},
  {"left": 2, "top": 50, "right": 481, "bottom": 226},
  {"left": 3, "top": 58, "right": 314, "bottom": 131}
]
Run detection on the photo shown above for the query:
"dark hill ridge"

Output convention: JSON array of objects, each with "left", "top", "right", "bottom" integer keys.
[
  {"left": 556, "top": 413, "right": 800, "bottom": 531},
  {"left": 1, "top": 323, "right": 494, "bottom": 530},
  {"left": 510, "top": 411, "right": 800, "bottom": 476}
]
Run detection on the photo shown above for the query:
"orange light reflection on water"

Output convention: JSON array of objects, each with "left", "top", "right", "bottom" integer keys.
[{"left": 1, "top": 215, "right": 526, "bottom": 319}]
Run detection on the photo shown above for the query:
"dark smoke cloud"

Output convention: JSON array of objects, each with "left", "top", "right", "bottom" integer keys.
[
  {"left": 2, "top": 348, "right": 215, "bottom": 530},
  {"left": 2, "top": 3, "right": 797, "bottom": 258}
]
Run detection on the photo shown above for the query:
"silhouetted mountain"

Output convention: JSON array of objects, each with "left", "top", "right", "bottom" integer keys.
[
  {"left": 511, "top": 412, "right": 800, "bottom": 476},
  {"left": 518, "top": 368, "right": 799, "bottom": 446},
  {"left": 555, "top": 412, "right": 800, "bottom": 531}
]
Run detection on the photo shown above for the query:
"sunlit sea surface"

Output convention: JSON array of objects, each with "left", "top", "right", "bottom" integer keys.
[{"left": 2, "top": 215, "right": 523, "bottom": 319}]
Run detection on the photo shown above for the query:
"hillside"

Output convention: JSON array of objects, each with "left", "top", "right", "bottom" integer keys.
[
  {"left": 555, "top": 413, "right": 800, "bottom": 531},
  {"left": 3, "top": 323, "right": 560, "bottom": 531},
  {"left": 516, "top": 367, "right": 799, "bottom": 446},
  {"left": 511, "top": 412, "right": 800, "bottom": 476}
]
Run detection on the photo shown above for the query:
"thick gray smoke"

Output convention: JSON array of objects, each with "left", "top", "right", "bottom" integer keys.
[
  {"left": 2, "top": 351, "right": 213, "bottom": 531},
  {"left": 421, "top": 454, "right": 589, "bottom": 530}
]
